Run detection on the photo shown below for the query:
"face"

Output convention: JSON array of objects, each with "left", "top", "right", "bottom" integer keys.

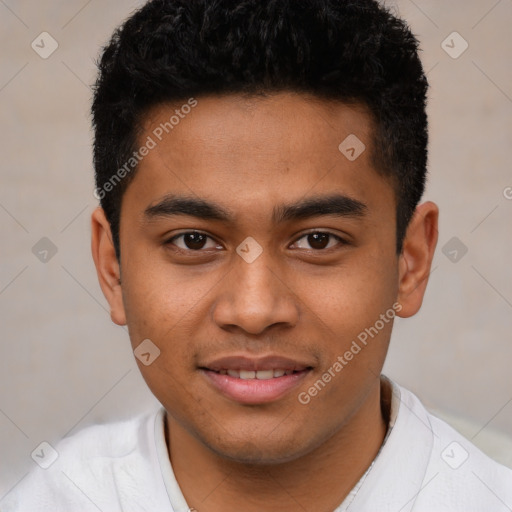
[{"left": 92, "top": 92, "right": 437, "bottom": 464}]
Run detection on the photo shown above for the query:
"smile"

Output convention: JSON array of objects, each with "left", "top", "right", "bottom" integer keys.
[
  {"left": 214, "top": 369, "right": 299, "bottom": 379},
  {"left": 199, "top": 354, "right": 314, "bottom": 404}
]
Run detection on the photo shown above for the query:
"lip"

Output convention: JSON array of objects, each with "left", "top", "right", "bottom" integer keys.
[
  {"left": 200, "top": 355, "right": 312, "bottom": 372},
  {"left": 199, "top": 354, "right": 313, "bottom": 404}
]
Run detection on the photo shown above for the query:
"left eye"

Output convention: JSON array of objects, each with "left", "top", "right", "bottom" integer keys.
[
  {"left": 167, "top": 231, "right": 222, "bottom": 251},
  {"left": 292, "top": 232, "right": 344, "bottom": 250}
]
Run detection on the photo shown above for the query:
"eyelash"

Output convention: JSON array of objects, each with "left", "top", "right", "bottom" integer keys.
[{"left": 164, "top": 230, "right": 347, "bottom": 252}]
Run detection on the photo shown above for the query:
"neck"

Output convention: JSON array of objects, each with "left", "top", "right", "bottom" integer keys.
[{"left": 166, "top": 380, "right": 388, "bottom": 512}]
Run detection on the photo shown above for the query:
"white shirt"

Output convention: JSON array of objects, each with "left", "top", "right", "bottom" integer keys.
[{"left": 2, "top": 375, "right": 511, "bottom": 511}]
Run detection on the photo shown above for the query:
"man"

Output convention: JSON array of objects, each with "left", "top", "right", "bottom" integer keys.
[{"left": 3, "top": 0, "right": 511, "bottom": 510}]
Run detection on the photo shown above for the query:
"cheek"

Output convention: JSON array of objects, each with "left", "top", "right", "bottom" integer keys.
[
  {"left": 121, "top": 271, "right": 173, "bottom": 339},
  {"left": 119, "top": 258, "right": 204, "bottom": 410},
  {"left": 121, "top": 250, "right": 186, "bottom": 321},
  {"left": 295, "top": 252, "right": 398, "bottom": 332},
  {"left": 119, "top": 251, "right": 223, "bottom": 365}
]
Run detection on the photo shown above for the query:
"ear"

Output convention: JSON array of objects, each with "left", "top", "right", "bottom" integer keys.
[
  {"left": 91, "top": 207, "right": 126, "bottom": 326},
  {"left": 396, "top": 201, "right": 439, "bottom": 318}
]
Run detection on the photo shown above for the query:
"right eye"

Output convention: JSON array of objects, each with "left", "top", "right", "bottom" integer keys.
[{"left": 165, "top": 231, "right": 223, "bottom": 252}]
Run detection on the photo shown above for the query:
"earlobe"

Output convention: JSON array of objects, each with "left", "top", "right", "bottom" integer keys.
[
  {"left": 396, "top": 201, "right": 439, "bottom": 318},
  {"left": 91, "top": 207, "right": 127, "bottom": 326}
]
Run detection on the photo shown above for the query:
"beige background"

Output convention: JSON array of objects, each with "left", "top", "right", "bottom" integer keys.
[{"left": 1, "top": 0, "right": 511, "bottom": 498}]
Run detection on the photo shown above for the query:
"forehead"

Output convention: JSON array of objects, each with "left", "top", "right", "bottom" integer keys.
[
  {"left": 124, "top": 92, "right": 393, "bottom": 219},
  {"left": 141, "top": 92, "right": 375, "bottom": 156}
]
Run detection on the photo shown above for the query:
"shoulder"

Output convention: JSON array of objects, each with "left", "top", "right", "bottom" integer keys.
[
  {"left": 1, "top": 408, "right": 169, "bottom": 512},
  {"left": 397, "top": 384, "right": 512, "bottom": 511}
]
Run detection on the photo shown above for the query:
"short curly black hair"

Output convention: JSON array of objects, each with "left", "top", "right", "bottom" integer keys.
[{"left": 92, "top": 0, "right": 428, "bottom": 260}]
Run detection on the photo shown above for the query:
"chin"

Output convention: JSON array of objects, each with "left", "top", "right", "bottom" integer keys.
[{"left": 202, "top": 433, "right": 312, "bottom": 466}]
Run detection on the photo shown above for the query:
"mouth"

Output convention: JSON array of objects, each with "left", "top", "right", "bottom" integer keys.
[
  {"left": 208, "top": 368, "right": 305, "bottom": 379},
  {"left": 199, "top": 355, "right": 314, "bottom": 404}
]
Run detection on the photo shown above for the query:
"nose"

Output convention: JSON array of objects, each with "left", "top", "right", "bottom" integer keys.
[{"left": 212, "top": 252, "right": 300, "bottom": 336}]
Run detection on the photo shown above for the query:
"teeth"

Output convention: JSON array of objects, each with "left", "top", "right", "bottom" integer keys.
[
  {"left": 255, "top": 370, "right": 274, "bottom": 380},
  {"left": 221, "top": 369, "right": 293, "bottom": 379}
]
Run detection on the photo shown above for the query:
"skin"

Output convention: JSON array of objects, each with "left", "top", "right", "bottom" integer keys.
[{"left": 91, "top": 92, "right": 438, "bottom": 512}]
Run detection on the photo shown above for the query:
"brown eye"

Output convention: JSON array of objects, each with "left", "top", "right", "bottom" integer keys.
[
  {"left": 183, "top": 232, "right": 207, "bottom": 250},
  {"left": 307, "top": 233, "right": 329, "bottom": 249},
  {"left": 293, "top": 231, "right": 344, "bottom": 250},
  {"left": 167, "top": 231, "right": 221, "bottom": 251}
]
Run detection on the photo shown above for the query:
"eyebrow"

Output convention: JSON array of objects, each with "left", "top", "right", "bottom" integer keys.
[
  {"left": 273, "top": 194, "right": 367, "bottom": 223},
  {"left": 143, "top": 193, "right": 367, "bottom": 224}
]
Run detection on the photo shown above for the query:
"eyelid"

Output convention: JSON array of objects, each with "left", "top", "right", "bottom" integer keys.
[
  {"left": 165, "top": 230, "right": 223, "bottom": 250},
  {"left": 164, "top": 229, "right": 347, "bottom": 251},
  {"left": 290, "top": 230, "right": 347, "bottom": 250}
]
